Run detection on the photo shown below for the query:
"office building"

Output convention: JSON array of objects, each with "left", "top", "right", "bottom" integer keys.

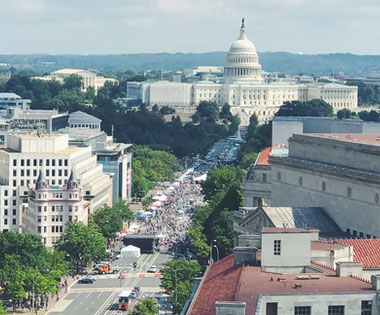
[{"left": 0, "top": 132, "right": 112, "bottom": 232}]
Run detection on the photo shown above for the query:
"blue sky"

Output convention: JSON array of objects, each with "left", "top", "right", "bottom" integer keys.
[{"left": 0, "top": 0, "right": 379, "bottom": 54}]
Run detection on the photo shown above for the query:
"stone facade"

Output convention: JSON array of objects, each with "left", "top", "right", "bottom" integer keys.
[{"left": 270, "top": 134, "right": 380, "bottom": 238}]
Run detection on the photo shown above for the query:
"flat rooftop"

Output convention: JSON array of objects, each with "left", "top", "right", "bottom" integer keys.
[
  {"left": 236, "top": 264, "right": 372, "bottom": 315},
  {"left": 302, "top": 133, "right": 380, "bottom": 146},
  {"left": 189, "top": 254, "right": 373, "bottom": 315}
]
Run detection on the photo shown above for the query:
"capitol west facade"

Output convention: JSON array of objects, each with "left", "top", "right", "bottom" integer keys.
[{"left": 127, "top": 21, "right": 358, "bottom": 125}]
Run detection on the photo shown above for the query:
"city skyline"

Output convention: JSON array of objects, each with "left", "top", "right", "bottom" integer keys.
[{"left": 0, "top": 0, "right": 379, "bottom": 55}]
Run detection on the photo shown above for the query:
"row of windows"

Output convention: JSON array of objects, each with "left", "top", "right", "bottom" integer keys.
[
  {"left": 11, "top": 178, "right": 68, "bottom": 187},
  {"left": 3, "top": 218, "right": 16, "bottom": 226},
  {"left": 13, "top": 159, "right": 68, "bottom": 167},
  {"left": 13, "top": 169, "right": 69, "bottom": 177},
  {"left": 37, "top": 215, "right": 78, "bottom": 223},
  {"left": 3, "top": 199, "right": 17, "bottom": 206},
  {"left": 3, "top": 209, "right": 16, "bottom": 216},
  {"left": 38, "top": 225, "right": 63, "bottom": 234},
  {"left": 266, "top": 301, "right": 372, "bottom": 315}
]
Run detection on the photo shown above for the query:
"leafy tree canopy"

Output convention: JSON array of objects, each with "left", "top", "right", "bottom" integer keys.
[
  {"left": 131, "top": 298, "right": 159, "bottom": 315},
  {"left": 276, "top": 99, "right": 333, "bottom": 117},
  {"left": 337, "top": 108, "right": 352, "bottom": 120}
]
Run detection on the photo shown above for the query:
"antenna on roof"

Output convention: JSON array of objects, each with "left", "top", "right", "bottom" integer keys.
[{"left": 111, "top": 125, "right": 114, "bottom": 139}]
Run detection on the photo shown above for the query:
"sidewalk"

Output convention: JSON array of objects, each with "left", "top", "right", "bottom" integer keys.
[{"left": 8, "top": 277, "right": 78, "bottom": 315}]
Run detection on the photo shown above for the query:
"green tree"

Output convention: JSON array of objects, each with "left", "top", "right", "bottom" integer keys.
[
  {"left": 337, "top": 108, "right": 352, "bottom": 119},
  {"left": 172, "top": 281, "right": 193, "bottom": 315},
  {"left": 195, "top": 101, "right": 219, "bottom": 122},
  {"left": 161, "top": 259, "right": 201, "bottom": 314},
  {"left": 0, "top": 301, "right": 6, "bottom": 315},
  {"left": 92, "top": 200, "right": 133, "bottom": 239},
  {"left": 159, "top": 106, "right": 175, "bottom": 115},
  {"left": 0, "top": 256, "right": 27, "bottom": 303},
  {"left": 201, "top": 165, "right": 245, "bottom": 201},
  {"left": 358, "top": 110, "right": 380, "bottom": 122},
  {"left": 276, "top": 99, "right": 333, "bottom": 117},
  {"left": 161, "top": 259, "right": 201, "bottom": 293},
  {"left": 63, "top": 74, "right": 83, "bottom": 90},
  {"left": 56, "top": 222, "right": 106, "bottom": 274},
  {"left": 131, "top": 298, "right": 159, "bottom": 315},
  {"left": 48, "top": 88, "right": 86, "bottom": 112},
  {"left": 219, "top": 103, "right": 233, "bottom": 121},
  {"left": 85, "top": 86, "right": 96, "bottom": 101}
]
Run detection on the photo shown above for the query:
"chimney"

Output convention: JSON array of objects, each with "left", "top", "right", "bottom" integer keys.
[
  {"left": 336, "top": 262, "right": 363, "bottom": 277},
  {"left": 238, "top": 234, "right": 261, "bottom": 248},
  {"left": 371, "top": 274, "right": 380, "bottom": 290},
  {"left": 234, "top": 247, "right": 257, "bottom": 266}
]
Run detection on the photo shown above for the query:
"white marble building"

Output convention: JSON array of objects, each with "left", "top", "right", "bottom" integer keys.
[
  {"left": 127, "top": 20, "right": 358, "bottom": 125},
  {"left": 34, "top": 69, "right": 118, "bottom": 93}
]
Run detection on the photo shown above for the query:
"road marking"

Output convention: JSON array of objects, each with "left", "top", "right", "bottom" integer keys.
[{"left": 97, "top": 292, "right": 104, "bottom": 298}]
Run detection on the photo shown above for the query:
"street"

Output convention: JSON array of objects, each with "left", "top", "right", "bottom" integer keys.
[
  {"left": 48, "top": 138, "right": 235, "bottom": 315},
  {"left": 48, "top": 252, "right": 172, "bottom": 315}
]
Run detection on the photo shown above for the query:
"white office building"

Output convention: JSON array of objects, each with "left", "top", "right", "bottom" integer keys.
[{"left": 0, "top": 132, "right": 112, "bottom": 233}]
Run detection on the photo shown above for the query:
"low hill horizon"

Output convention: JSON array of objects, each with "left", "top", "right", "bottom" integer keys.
[{"left": 1, "top": 52, "right": 380, "bottom": 77}]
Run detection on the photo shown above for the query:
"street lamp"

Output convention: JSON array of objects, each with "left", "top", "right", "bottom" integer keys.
[
  {"left": 209, "top": 239, "right": 216, "bottom": 264},
  {"left": 213, "top": 245, "right": 220, "bottom": 261}
]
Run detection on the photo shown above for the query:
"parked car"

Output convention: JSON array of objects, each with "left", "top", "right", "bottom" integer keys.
[
  {"left": 78, "top": 277, "right": 94, "bottom": 284},
  {"left": 147, "top": 266, "right": 158, "bottom": 273}
]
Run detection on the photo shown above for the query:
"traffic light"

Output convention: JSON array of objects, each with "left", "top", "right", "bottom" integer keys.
[{"left": 133, "top": 262, "right": 137, "bottom": 269}]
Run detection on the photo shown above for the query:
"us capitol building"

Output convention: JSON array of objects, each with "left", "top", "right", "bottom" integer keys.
[{"left": 127, "top": 20, "right": 358, "bottom": 125}]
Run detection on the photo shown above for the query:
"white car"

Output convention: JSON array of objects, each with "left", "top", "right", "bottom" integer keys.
[{"left": 147, "top": 266, "right": 158, "bottom": 273}]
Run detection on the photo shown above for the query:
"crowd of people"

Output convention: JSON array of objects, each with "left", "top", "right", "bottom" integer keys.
[{"left": 131, "top": 168, "right": 204, "bottom": 253}]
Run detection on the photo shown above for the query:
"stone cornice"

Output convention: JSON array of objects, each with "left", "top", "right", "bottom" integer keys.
[
  {"left": 290, "top": 134, "right": 380, "bottom": 156},
  {"left": 270, "top": 156, "right": 380, "bottom": 185}
]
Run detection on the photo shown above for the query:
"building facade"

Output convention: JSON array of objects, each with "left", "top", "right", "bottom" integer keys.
[
  {"left": 23, "top": 171, "right": 89, "bottom": 247},
  {"left": 270, "top": 133, "right": 380, "bottom": 238},
  {"left": 187, "top": 228, "right": 380, "bottom": 315},
  {"left": 34, "top": 69, "right": 118, "bottom": 93},
  {"left": 272, "top": 116, "right": 380, "bottom": 146},
  {"left": 127, "top": 21, "right": 358, "bottom": 125},
  {"left": 60, "top": 111, "right": 133, "bottom": 204},
  {"left": 0, "top": 93, "right": 31, "bottom": 116},
  {"left": 0, "top": 132, "right": 112, "bottom": 232}
]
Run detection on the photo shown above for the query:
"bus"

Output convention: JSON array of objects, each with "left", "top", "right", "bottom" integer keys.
[{"left": 118, "top": 290, "right": 132, "bottom": 311}]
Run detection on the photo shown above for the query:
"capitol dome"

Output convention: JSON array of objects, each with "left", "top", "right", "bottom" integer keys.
[{"left": 224, "top": 19, "right": 262, "bottom": 83}]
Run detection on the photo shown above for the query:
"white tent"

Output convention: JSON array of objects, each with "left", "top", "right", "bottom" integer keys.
[{"left": 120, "top": 245, "right": 141, "bottom": 259}]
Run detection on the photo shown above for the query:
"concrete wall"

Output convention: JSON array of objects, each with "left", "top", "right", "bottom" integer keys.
[
  {"left": 272, "top": 117, "right": 380, "bottom": 146},
  {"left": 270, "top": 158, "right": 380, "bottom": 237},
  {"left": 215, "top": 301, "right": 246, "bottom": 315},
  {"left": 261, "top": 232, "right": 311, "bottom": 269},
  {"left": 259, "top": 292, "right": 377, "bottom": 315},
  {"left": 272, "top": 120, "right": 303, "bottom": 146},
  {"left": 288, "top": 135, "right": 380, "bottom": 174}
]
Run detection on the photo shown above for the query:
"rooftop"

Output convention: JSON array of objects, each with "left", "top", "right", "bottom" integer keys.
[
  {"left": 302, "top": 133, "right": 380, "bottom": 146},
  {"left": 0, "top": 93, "right": 21, "bottom": 99},
  {"left": 262, "top": 227, "right": 317, "bottom": 233},
  {"left": 260, "top": 207, "right": 343, "bottom": 237},
  {"left": 255, "top": 147, "right": 272, "bottom": 166},
  {"left": 311, "top": 241, "right": 347, "bottom": 251},
  {"left": 69, "top": 111, "right": 102, "bottom": 124},
  {"left": 236, "top": 265, "right": 372, "bottom": 315},
  {"left": 188, "top": 255, "right": 243, "bottom": 315},
  {"left": 190, "top": 254, "right": 373, "bottom": 315},
  {"left": 322, "top": 239, "right": 380, "bottom": 269}
]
